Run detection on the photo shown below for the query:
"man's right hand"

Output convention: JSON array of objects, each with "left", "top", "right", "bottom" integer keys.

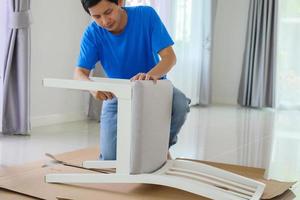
[
  {"left": 91, "top": 91, "right": 115, "bottom": 101},
  {"left": 74, "top": 67, "right": 115, "bottom": 101}
]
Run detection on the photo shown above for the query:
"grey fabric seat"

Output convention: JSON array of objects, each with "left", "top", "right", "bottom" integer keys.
[{"left": 130, "top": 81, "right": 173, "bottom": 174}]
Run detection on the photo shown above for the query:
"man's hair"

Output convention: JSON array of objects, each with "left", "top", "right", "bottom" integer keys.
[{"left": 81, "top": 0, "right": 119, "bottom": 15}]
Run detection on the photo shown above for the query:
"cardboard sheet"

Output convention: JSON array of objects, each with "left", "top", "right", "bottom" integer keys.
[
  {"left": 0, "top": 147, "right": 296, "bottom": 200},
  {"left": 0, "top": 188, "right": 41, "bottom": 200}
]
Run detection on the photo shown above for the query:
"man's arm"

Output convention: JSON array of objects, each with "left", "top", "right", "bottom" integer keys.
[
  {"left": 131, "top": 46, "right": 177, "bottom": 82},
  {"left": 73, "top": 67, "right": 91, "bottom": 81},
  {"left": 73, "top": 67, "right": 114, "bottom": 100}
]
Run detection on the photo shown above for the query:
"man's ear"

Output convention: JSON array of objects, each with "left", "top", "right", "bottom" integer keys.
[{"left": 118, "top": 0, "right": 124, "bottom": 6}]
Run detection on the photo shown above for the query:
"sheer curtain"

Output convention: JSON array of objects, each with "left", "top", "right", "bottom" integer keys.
[
  {"left": 277, "top": 0, "right": 300, "bottom": 109},
  {"left": 126, "top": 0, "right": 214, "bottom": 105}
]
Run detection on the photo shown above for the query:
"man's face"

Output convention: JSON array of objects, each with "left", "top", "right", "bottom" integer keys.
[{"left": 89, "top": 0, "right": 124, "bottom": 33}]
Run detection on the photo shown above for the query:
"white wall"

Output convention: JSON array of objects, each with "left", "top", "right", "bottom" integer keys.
[
  {"left": 31, "top": 0, "right": 90, "bottom": 127},
  {"left": 211, "top": 0, "right": 250, "bottom": 105},
  {"left": 6, "top": 0, "right": 250, "bottom": 128}
]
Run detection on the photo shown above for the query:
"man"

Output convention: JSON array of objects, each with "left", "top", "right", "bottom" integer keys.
[{"left": 75, "top": 0, "right": 190, "bottom": 160}]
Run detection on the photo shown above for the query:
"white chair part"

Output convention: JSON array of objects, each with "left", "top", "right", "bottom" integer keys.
[{"left": 43, "top": 78, "right": 265, "bottom": 200}]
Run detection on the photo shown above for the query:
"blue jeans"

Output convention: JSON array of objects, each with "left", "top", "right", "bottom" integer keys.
[{"left": 99, "top": 87, "right": 191, "bottom": 160}]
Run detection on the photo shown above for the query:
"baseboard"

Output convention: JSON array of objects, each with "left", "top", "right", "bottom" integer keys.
[{"left": 31, "top": 112, "right": 87, "bottom": 128}]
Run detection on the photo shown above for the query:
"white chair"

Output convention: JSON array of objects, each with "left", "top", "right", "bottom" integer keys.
[{"left": 43, "top": 78, "right": 265, "bottom": 200}]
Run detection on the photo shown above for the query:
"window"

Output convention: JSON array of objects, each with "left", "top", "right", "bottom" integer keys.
[
  {"left": 125, "top": 0, "right": 192, "bottom": 42},
  {"left": 173, "top": 0, "right": 192, "bottom": 42},
  {"left": 277, "top": 0, "right": 300, "bottom": 109},
  {"left": 126, "top": 0, "right": 151, "bottom": 6}
]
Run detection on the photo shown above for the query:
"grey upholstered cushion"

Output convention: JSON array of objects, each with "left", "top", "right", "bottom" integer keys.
[{"left": 130, "top": 80, "right": 173, "bottom": 174}]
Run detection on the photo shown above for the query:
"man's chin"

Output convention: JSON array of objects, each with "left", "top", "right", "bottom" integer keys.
[
  {"left": 106, "top": 27, "right": 114, "bottom": 31},
  {"left": 105, "top": 26, "right": 116, "bottom": 32},
  {"left": 108, "top": 27, "right": 122, "bottom": 34}
]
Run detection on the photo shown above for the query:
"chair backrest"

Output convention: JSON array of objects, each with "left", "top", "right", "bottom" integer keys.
[{"left": 129, "top": 81, "right": 173, "bottom": 174}]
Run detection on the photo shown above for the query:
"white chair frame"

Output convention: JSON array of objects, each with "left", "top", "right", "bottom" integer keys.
[{"left": 43, "top": 78, "right": 265, "bottom": 200}]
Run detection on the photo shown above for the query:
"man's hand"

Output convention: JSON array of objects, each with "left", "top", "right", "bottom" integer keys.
[
  {"left": 91, "top": 91, "right": 115, "bottom": 101},
  {"left": 74, "top": 67, "right": 115, "bottom": 101},
  {"left": 130, "top": 73, "right": 159, "bottom": 83}
]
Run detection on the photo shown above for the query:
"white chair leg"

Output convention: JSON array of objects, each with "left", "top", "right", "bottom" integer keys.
[{"left": 83, "top": 161, "right": 117, "bottom": 169}]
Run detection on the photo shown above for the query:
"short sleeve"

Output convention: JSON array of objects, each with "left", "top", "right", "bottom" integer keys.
[
  {"left": 148, "top": 7, "right": 174, "bottom": 53},
  {"left": 76, "top": 27, "right": 99, "bottom": 70}
]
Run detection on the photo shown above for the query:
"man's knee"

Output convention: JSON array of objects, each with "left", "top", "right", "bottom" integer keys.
[
  {"left": 169, "top": 88, "right": 191, "bottom": 147},
  {"left": 172, "top": 88, "right": 191, "bottom": 121}
]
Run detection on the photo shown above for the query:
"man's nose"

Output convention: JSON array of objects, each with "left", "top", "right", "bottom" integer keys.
[{"left": 102, "top": 16, "right": 110, "bottom": 27}]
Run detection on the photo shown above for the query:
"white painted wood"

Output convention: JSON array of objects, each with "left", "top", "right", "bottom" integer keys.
[
  {"left": 83, "top": 161, "right": 117, "bottom": 169},
  {"left": 116, "top": 98, "right": 132, "bottom": 174},
  {"left": 169, "top": 166, "right": 255, "bottom": 191},
  {"left": 45, "top": 173, "right": 244, "bottom": 200},
  {"left": 46, "top": 160, "right": 265, "bottom": 200},
  {"left": 172, "top": 160, "right": 262, "bottom": 188},
  {"left": 165, "top": 171, "right": 254, "bottom": 197},
  {"left": 43, "top": 78, "right": 132, "bottom": 99},
  {"left": 43, "top": 78, "right": 265, "bottom": 200}
]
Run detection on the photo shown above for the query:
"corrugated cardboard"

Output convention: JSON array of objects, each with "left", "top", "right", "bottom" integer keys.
[
  {"left": 0, "top": 147, "right": 296, "bottom": 200},
  {"left": 0, "top": 188, "right": 41, "bottom": 200}
]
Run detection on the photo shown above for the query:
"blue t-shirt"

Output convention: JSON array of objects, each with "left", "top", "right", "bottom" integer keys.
[{"left": 76, "top": 6, "right": 174, "bottom": 79}]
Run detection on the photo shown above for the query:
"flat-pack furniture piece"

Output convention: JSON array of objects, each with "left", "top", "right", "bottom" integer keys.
[{"left": 43, "top": 78, "right": 265, "bottom": 200}]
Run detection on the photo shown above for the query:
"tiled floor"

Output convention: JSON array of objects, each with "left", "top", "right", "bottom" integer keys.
[{"left": 0, "top": 105, "right": 299, "bottom": 197}]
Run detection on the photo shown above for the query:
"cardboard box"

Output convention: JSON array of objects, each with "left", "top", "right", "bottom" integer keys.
[{"left": 0, "top": 147, "right": 296, "bottom": 200}]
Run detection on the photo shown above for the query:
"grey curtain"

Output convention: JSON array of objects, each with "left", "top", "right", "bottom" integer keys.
[
  {"left": 238, "top": 0, "right": 278, "bottom": 108},
  {"left": 1, "top": 0, "right": 32, "bottom": 134}
]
